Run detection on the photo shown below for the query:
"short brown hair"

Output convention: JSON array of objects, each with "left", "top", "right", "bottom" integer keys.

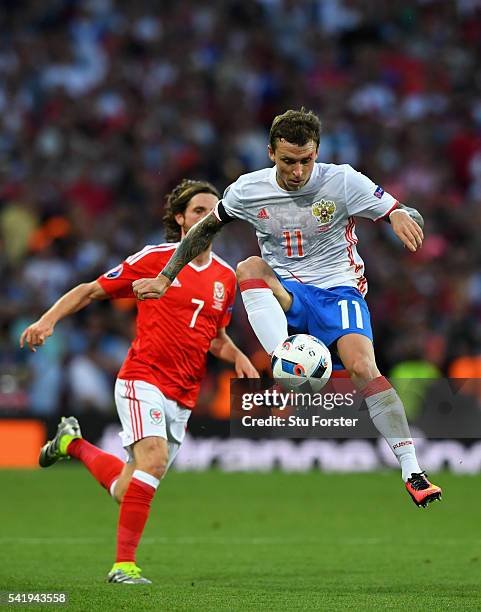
[
  {"left": 269, "top": 108, "right": 321, "bottom": 151},
  {"left": 163, "top": 179, "right": 220, "bottom": 242}
]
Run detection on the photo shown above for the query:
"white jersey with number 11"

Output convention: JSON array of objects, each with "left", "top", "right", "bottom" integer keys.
[{"left": 217, "top": 163, "right": 398, "bottom": 296}]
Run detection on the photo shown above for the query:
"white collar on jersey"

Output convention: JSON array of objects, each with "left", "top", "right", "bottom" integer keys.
[{"left": 188, "top": 252, "right": 213, "bottom": 272}]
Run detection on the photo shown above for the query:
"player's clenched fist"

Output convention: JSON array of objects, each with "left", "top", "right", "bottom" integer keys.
[
  {"left": 20, "top": 319, "right": 54, "bottom": 352},
  {"left": 132, "top": 275, "right": 172, "bottom": 300},
  {"left": 234, "top": 354, "right": 260, "bottom": 379}
]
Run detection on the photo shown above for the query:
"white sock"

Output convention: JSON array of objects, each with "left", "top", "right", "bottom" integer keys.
[
  {"left": 364, "top": 377, "right": 421, "bottom": 481},
  {"left": 133, "top": 469, "right": 160, "bottom": 490},
  {"left": 109, "top": 478, "right": 118, "bottom": 499},
  {"left": 240, "top": 284, "right": 288, "bottom": 354}
]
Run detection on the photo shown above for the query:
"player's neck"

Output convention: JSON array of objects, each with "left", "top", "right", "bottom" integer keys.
[{"left": 192, "top": 248, "right": 212, "bottom": 267}]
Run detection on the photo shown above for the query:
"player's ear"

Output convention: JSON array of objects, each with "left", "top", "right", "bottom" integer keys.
[
  {"left": 268, "top": 144, "right": 275, "bottom": 163},
  {"left": 174, "top": 213, "right": 185, "bottom": 227}
]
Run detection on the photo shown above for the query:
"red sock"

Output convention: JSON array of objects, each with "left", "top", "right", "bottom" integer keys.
[
  {"left": 116, "top": 474, "right": 157, "bottom": 563},
  {"left": 361, "top": 375, "right": 392, "bottom": 398},
  {"left": 67, "top": 438, "right": 123, "bottom": 492}
]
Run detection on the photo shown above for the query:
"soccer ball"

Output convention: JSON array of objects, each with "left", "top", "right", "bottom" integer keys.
[{"left": 271, "top": 334, "right": 332, "bottom": 392}]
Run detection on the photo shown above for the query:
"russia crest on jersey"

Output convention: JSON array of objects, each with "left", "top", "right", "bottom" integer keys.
[
  {"left": 103, "top": 264, "right": 123, "bottom": 279},
  {"left": 312, "top": 199, "right": 336, "bottom": 228}
]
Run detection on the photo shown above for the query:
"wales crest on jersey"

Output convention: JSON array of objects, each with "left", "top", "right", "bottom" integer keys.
[
  {"left": 312, "top": 199, "right": 336, "bottom": 225},
  {"left": 214, "top": 281, "right": 225, "bottom": 301},
  {"left": 213, "top": 281, "right": 225, "bottom": 311}
]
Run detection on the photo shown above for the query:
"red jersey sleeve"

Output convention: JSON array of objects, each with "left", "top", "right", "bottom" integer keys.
[
  {"left": 97, "top": 261, "right": 138, "bottom": 298},
  {"left": 219, "top": 273, "right": 236, "bottom": 328},
  {"left": 96, "top": 246, "right": 171, "bottom": 298}
]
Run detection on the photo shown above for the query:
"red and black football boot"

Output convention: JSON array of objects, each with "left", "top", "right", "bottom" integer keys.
[{"left": 405, "top": 471, "right": 442, "bottom": 508}]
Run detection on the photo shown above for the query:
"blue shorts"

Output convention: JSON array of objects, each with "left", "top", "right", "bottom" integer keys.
[{"left": 278, "top": 279, "right": 373, "bottom": 370}]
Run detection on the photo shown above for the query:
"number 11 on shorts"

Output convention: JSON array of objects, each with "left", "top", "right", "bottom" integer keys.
[{"left": 338, "top": 299, "right": 364, "bottom": 329}]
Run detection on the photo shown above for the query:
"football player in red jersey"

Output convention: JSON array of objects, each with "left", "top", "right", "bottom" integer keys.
[{"left": 20, "top": 179, "right": 259, "bottom": 584}]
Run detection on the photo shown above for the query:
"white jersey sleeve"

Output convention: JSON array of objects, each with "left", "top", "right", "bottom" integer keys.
[
  {"left": 221, "top": 180, "right": 245, "bottom": 220},
  {"left": 344, "top": 165, "right": 398, "bottom": 221}
]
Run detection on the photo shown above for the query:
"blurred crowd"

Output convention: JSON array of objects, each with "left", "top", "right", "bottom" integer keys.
[{"left": 2, "top": 0, "right": 481, "bottom": 417}]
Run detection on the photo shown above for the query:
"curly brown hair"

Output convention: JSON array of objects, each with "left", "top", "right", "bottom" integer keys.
[
  {"left": 269, "top": 108, "right": 321, "bottom": 151},
  {"left": 163, "top": 179, "right": 220, "bottom": 242}
]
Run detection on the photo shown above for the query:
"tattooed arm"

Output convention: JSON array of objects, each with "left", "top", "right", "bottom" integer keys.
[
  {"left": 161, "top": 211, "right": 224, "bottom": 281},
  {"left": 132, "top": 210, "right": 226, "bottom": 299}
]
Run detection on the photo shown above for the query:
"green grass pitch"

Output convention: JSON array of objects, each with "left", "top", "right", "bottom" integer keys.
[{"left": 1, "top": 467, "right": 480, "bottom": 610}]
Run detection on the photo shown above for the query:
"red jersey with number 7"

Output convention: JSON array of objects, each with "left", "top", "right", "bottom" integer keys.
[{"left": 96, "top": 243, "right": 236, "bottom": 409}]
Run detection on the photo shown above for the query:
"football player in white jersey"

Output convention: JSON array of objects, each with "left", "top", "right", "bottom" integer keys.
[{"left": 132, "top": 108, "right": 442, "bottom": 508}]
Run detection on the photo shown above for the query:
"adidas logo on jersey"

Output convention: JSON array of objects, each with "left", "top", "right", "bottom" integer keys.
[
  {"left": 257, "top": 208, "right": 270, "bottom": 219},
  {"left": 171, "top": 278, "right": 182, "bottom": 287}
]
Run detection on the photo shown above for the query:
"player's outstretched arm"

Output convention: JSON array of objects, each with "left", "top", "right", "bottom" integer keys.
[
  {"left": 209, "top": 328, "right": 260, "bottom": 378},
  {"left": 132, "top": 211, "right": 225, "bottom": 300},
  {"left": 387, "top": 204, "right": 424, "bottom": 252},
  {"left": 19, "top": 281, "right": 108, "bottom": 352}
]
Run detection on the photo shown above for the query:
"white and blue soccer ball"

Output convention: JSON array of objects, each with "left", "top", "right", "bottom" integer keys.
[{"left": 271, "top": 334, "right": 332, "bottom": 392}]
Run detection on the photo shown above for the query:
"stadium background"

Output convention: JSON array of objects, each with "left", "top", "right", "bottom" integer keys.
[{"left": 1, "top": 0, "right": 481, "bottom": 461}]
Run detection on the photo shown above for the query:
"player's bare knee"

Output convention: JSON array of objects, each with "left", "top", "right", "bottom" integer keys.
[
  {"left": 137, "top": 459, "right": 167, "bottom": 481},
  {"left": 236, "top": 257, "right": 270, "bottom": 283},
  {"left": 236, "top": 256, "right": 291, "bottom": 311},
  {"left": 134, "top": 437, "right": 169, "bottom": 480},
  {"left": 140, "top": 450, "right": 168, "bottom": 480},
  {"left": 145, "top": 462, "right": 167, "bottom": 481},
  {"left": 347, "top": 355, "right": 377, "bottom": 381}
]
